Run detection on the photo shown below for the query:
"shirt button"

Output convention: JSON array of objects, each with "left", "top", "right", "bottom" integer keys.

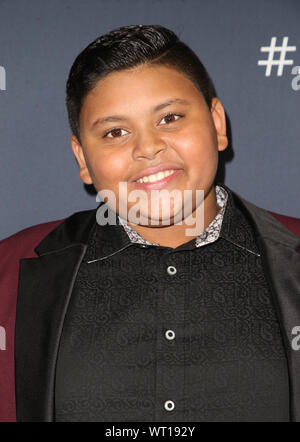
[
  {"left": 165, "top": 329, "right": 175, "bottom": 340},
  {"left": 167, "top": 265, "right": 177, "bottom": 275},
  {"left": 164, "top": 400, "right": 175, "bottom": 411}
]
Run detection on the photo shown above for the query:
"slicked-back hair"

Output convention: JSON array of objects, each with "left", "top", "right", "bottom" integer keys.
[{"left": 66, "top": 24, "right": 217, "bottom": 143}]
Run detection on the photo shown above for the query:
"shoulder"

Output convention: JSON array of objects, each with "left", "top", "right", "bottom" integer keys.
[
  {"left": 268, "top": 211, "right": 300, "bottom": 238},
  {"left": 0, "top": 205, "right": 97, "bottom": 263},
  {"left": 226, "top": 184, "right": 300, "bottom": 241},
  {"left": 0, "top": 218, "right": 66, "bottom": 261},
  {"left": 0, "top": 218, "right": 67, "bottom": 320}
]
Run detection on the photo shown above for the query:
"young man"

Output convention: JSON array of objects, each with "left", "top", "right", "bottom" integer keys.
[{"left": 1, "top": 24, "right": 300, "bottom": 422}]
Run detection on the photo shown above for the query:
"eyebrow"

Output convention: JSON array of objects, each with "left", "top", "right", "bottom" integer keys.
[{"left": 90, "top": 97, "right": 191, "bottom": 130}]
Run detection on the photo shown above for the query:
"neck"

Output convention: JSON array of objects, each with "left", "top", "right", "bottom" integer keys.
[{"left": 124, "top": 185, "right": 219, "bottom": 249}]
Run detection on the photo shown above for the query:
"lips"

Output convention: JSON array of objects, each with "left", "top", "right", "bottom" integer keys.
[
  {"left": 131, "top": 163, "right": 183, "bottom": 182},
  {"left": 132, "top": 169, "right": 182, "bottom": 191}
]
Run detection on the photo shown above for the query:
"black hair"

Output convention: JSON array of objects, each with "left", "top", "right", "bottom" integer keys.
[{"left": 66, "top": 24, "right": 217, "bottom": 143}]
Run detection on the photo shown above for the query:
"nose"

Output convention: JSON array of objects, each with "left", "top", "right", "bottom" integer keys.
[{"left": 132, "top": 129, "right": 168, "bottom": 160}]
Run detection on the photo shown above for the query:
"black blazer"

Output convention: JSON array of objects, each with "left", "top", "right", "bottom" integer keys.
[{"left": 15, "top": 186, "right": 300, "bottom": 421}]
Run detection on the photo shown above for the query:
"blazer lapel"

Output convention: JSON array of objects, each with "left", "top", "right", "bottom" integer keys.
[
  {"left": 230, "top": 187, "right": 300, "bottom": 421},
  {"left": 258, "top": 235, "right": 300, "bottom": 421},
  {"left": 15, "top": 244, "right": 87, "bottom": 421},
  {"left": 15, "top": 207, "right": 98, "bottom": 422},
  {"left": 15, "top": 191, "right": 300, "bottom": 421},
  {"left": 14, "top": 202, "right": 130, "bottom": 422}
]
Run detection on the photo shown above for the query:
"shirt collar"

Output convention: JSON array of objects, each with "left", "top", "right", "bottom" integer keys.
[
  {"left": 84, "top": 183, "right": 260, "bottom": 264},
  {"left": 118, "top": 185, "right": 228, "bottom": 248}
]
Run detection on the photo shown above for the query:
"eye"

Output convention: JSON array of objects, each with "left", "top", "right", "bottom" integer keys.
[
  {"left": 160, "top": 113, "right": 183, "bottom": 125},
  {"left": 103, "top": 128, "right": 129, "bottom": 139},
  {"left": 102, "top": 112, "right": 183, "bottom": 138}
]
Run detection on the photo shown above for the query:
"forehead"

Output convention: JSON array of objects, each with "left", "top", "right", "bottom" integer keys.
[{"left": 81, "top": 64, "right": 205, "bottom": 115}]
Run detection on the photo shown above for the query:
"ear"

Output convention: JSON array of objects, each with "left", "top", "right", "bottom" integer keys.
[
  {"left": 210, "top": 97, "right": 228, "bottom": 152},
  {"left": 70, "top": 135, "right": 93, "bottom": 185}
]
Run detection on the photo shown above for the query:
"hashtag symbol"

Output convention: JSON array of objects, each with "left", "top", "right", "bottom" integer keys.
[{"left": 258, "top": 36, "right": 297, "bottom": 76}]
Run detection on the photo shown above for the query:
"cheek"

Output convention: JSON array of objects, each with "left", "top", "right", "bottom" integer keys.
[
  {"left": 175, "top": 123, "right": 218, "bottom": 164},
  {"left": 173, "top": 125, "right": 218, "bottom": 181},
  {"left": 89, "top": 152, "right": 128, "bottom": 188}
]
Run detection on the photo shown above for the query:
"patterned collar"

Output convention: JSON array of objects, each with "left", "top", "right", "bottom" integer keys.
[
  {"left": 118, "top": 185, "right": 228, "bottom": 248},
  {"left": 83, "top": 182, "right": 261, "bottom": 265}
]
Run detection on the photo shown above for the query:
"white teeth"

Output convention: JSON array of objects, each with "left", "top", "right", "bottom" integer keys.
[{"left": 136, "top": 169, "right": 175, "bottom": 183}]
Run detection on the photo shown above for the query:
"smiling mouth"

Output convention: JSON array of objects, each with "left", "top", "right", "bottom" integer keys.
[
  {"left": 135, "top": 169, "right": 178, "bottom": 184},
  {"left": 132, "top": 169, "right": 182, "bottom": 190}
]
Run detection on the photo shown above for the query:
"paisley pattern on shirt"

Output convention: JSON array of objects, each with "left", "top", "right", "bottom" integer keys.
[
  {"left": 54, "top": 183, "right": 290, "bottom": 422},
  {"left": 118, "top": 185, "right": 228, "bottom": 247}
]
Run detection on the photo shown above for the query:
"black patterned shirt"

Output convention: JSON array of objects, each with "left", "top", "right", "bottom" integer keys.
[
  {"left": 118, "top": 185, "right": 228, "bottom": 248},
  {"left": 54, "top": 183, "right": 290, "bottom": 422}
]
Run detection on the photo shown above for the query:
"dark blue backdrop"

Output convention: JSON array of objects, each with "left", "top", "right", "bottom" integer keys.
[{"left": 0, "top": 0, "right": 299, "bottom": 239}]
